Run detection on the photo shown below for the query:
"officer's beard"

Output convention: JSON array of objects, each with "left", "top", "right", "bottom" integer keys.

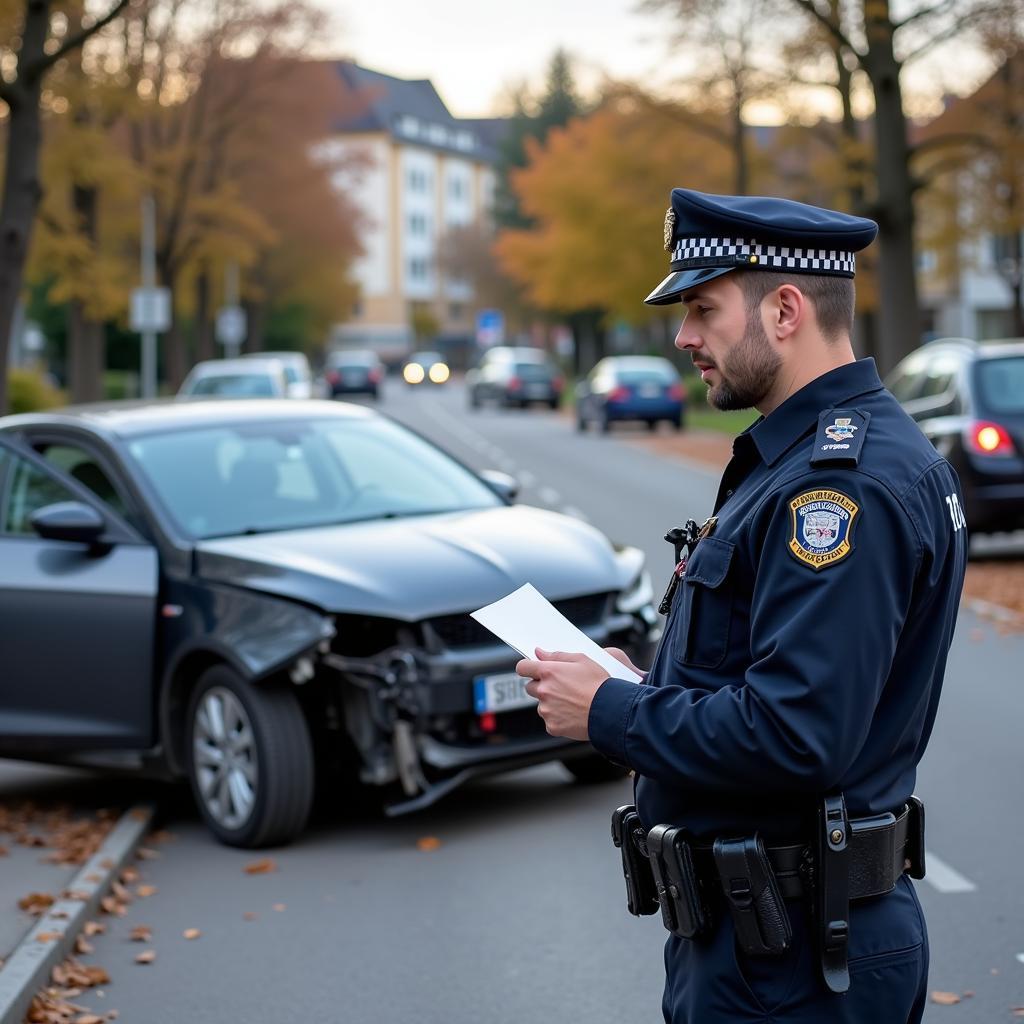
[{"left": 706, "top": 314, "right": 781, "bottom": 411}]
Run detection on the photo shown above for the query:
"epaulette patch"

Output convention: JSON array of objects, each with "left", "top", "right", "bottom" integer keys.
[
  {"left": 810, "top": 408, "right": 870, "bottom": 466},
  {"left": 788, "top": 488, "right": 859, "bottom": 570}
]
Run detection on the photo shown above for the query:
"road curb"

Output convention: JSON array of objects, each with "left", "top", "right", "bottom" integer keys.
[{"left": 0, "top": 803, "right": 156, "bottom": 1024}]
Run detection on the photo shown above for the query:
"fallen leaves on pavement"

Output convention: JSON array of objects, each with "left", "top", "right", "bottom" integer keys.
[
  {"left": 416, "top": 836, "right": 442, "bottom": 852},
  {"left": 931, "top": 991, "right": 962, "bottom": 1005},
  {"left": 244, "top": 858, "right": 278, "bottom": 874},
  {"left": 135, "top": 884, "right": 158, "bottom": 898},
  {"left": 129, "top": 925, "right": 152, "bottom": 943},
  {"left": 0, "top": 802, "right": 118, "bottom": 868},
  {"left": 183, "top": 928, "right": 201, "bottom": 940},
  {"left": 19, "top": 892, "right": 56, "bottom": 915},
  {"left": 27, "top": 956, "right": 117, "bottom": 1023},
  {"left": 82, "top": 921, "right": 105, "bottom": 937},
  {"left": 962, "top": 563, "right": 1024, "bottom": 631},
  {"left": 134, "top": 950, "right": 156, "bottom": 965}
]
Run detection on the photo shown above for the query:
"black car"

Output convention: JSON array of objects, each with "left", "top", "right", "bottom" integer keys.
[
  {"left": 324, "top": 350, "right": 384, "bottom": 400},
  {"left": 0, "top": 401, "right": 657, "bottom": 847},
  {"left": 466, "top": 347, "right": 563, "bottom": 409},
  {"left": 886, "top": 337, "right": 1024, "bottom": 533}
]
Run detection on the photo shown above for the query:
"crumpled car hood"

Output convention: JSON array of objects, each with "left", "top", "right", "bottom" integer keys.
[{"left": 194, "top": 505, "right": 633, "bottom": 619}]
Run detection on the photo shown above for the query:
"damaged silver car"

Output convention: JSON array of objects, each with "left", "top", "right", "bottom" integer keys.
[{"left": 0, "top": 400, "right": 658, "bottom": 847}]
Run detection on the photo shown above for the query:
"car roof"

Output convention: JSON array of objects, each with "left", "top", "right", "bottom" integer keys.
[
  {"left": 600, "top": 356, "right": 677, "bottom": 370},
  {"left": 243, "top": 351, "right": 309, "bottom": 365},
  {"left": 921, "top": 337, "right": 1024, "bottom": 360},
  {"left": 484, "top": 346, "right": 548, "bottom": 360},
  {"left": 0, "top": 398, "right": 375, "bottom": 440},
  {"left": 328, "top": 349, "right": 380, "bottom": 362}
]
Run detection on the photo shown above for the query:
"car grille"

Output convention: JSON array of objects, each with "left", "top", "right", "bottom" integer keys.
[{"left": 426, "top": 592, "right": 611, "bottom": 649}]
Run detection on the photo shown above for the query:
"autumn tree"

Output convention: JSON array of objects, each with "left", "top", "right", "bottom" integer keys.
[
  {"left": 0, "top": 0, "right": 130, "bottom": 414},
  {"left": 496, "top": 94, "right": 733, "bottom": 365}
]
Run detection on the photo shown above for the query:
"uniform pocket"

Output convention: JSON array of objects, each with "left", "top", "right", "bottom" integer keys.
[{"left": 674, "top": 536, "right": 736, "bottom": 669}]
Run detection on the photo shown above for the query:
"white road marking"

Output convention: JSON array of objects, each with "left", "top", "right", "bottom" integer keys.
[
  {"left": 922, "top": 851, "right": 977, "bottom": 893},
  {"left": 539, "top": 487, "right": 561, "bottom": 505}
]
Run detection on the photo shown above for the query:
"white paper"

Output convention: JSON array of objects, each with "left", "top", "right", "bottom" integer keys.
[{"left": 470, "top": 583, "right": 643, "bottom": 684}]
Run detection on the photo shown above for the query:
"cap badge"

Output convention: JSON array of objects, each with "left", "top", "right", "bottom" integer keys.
[{"left": 663, "top": 208, "right": 676, "bottom": 251}]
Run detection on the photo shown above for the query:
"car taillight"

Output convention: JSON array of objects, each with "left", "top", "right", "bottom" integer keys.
[
  {"left": 508, "top": 376, "right": 522, "bottom": 390},
  {"left": 608, "top": 386, "right": 630, "bottom": 402},
  {"left": 966, "top": 420, "right": 1015, "bottom": 456},
  {"left": 668, "top": 383, "right": 684, "bottom": 401},
  {"left": 326, "top": 371, "right": 340, "bottom": 385},
  {"left": 553, "top": 376, "right": 564, "bottom": 391},
  {"left": 368, "top": 369, "right": 381, "bottom": 383}
]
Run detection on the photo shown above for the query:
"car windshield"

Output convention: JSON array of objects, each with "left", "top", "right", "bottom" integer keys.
[
  {"left": 410, "top": 352, "right": 442, "bottom": 366},
  {"left": 975, "top": 357, "right": 1024, "bottom": 415},
  {"left": 514, "top": 362, "right": 554, "bottom": 380},
  {"left": 616, "top": 367, "right": 676, "bottom": 384},
  {"left": 281, "top": 366, "right": 301, "bottom": 384},
  {"left": 187, "top": 374, "right": 277, "bottom": 397},
  {"left": 126, "top": 417, "right": 502, "bottom": 539}
]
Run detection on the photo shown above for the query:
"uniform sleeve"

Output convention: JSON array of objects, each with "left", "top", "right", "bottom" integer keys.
[{"left": 588, "top": 471, "right": 923, "bottom": 790}]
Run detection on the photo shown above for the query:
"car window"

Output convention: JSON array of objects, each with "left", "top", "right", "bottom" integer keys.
[
  {"left": 126, "top": 417, "right": 501, "bottom": 539},
  {"left": 36, "top": 444, "right": 129, "bottom": 519},
  {"left": 975, "top": 357, "right": 1024, "bottom": 414},
  {"left": 281, "top": 366, "right": 300, "bottom": 385},
  {"left": 514, "top": 362, "right": 554, "bottom": 380},
  {"left": 0, "top": 454, "right": 77, "bottom": 536},
  {"left": 916, "top": 367, "right": 955, "bottom": 401},
  {"left": 187, "top": 374, "right": 277, "bottom": 397},
  {"left": 887, "top": 367, "right": 925, "bottom": 402}
]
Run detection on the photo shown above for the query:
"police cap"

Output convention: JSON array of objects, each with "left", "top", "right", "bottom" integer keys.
[{"left": 645, "top": 189, "right": 879, "bottom": 306}]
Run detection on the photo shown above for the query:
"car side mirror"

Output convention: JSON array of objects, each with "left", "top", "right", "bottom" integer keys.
[
  {"left": 30, "top": 501, "right": 108, "bottom": 547},
  {"left": 480, "top": 470, "right": 519, "bottom": 503}
]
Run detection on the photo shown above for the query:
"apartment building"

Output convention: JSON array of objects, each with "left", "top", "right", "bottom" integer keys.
[{"left": 327, "top": 62, "right": 504, "bottom": 364}]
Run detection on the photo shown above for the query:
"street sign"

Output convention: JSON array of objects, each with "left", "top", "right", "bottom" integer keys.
[
  {"left": 475, "top": 308, "right": 505, "bottom": 348},
  {"left": 130, "top": 287, "right": 171, "bottom": 333},
  {"left": 216, "top": 306, "right": 247, "bottom": 347}
]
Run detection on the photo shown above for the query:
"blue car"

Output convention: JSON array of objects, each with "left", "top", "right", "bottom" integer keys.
[{"left": 576, "top": 356, "right": 687, "bottom": 433}]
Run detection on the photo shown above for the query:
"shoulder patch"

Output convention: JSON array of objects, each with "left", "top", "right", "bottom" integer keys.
[
  {"left": 788, "top": 489, "right": 859, "bottom": 570},
  {"left": 810, "top": 408, "right": 870, "bottom": 466}
]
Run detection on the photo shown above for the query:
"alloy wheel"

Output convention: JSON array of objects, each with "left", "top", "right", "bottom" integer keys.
[{"left": 192, "top": 686, "right": 258, "bottom": 830}]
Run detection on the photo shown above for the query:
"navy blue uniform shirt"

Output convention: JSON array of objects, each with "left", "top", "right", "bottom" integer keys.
[{"left": 589, "top": 358, "right": 968, "bottom": 839}]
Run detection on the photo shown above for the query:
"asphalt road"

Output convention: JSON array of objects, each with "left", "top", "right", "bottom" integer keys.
[{"left": 2, "top": 379, "right": 1021, "bottom": 1022}]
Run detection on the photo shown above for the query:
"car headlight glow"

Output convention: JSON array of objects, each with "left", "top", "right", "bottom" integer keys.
[
  {"left": 617, "top": 569, "right": 654, "bottom": 613},
  {"left": 404, "top": 363, "right": 425, "bottom": 384},
  {"left": 429, "top": 363, "right": 450, "bottom": 384}
]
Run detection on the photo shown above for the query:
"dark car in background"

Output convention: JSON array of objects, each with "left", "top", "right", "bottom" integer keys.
[
  {"left": 886, "top": 337, "right": 1024, "bottom": 534},
  {"left": 0, "top": 401, "right": 657, "bottom": 848},
  {"left": 576, "top": 356, "right": 686, "bottom": 433},
  {"left": 466, "top": 346, "right": 563, "bottom": 409},
  {"left": 324, "top": 349, "right": 385, "bottom": 400}
]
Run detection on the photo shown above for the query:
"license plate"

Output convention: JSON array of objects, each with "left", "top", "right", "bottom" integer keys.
[
  {"left": 638, "top": 384, "right": 661, "bottom": 398},
  {"left": 526, "top": 384, "right": 549, "bottom": 397},
  {"left": 473, "top": 672, "right": 537, "bottom": 714}
]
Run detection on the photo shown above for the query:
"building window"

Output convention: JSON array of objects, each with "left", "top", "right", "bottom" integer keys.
[
  {"left": 455, "top": 131, "right": 474, "bottom": 152},
  {"left": 408, "top": 258, "right": 429, "bottom": 281},
  {"left": 408, "top": 213, "right": 429, "bottom": 236},
  {"left": 399, "top": 115, "right": 420, "bottom": 138},
  {"left": 449, "top": 177, "right": 464, "bottom": 200},
  {"left": 407, "top": 168, "right": 431, "bottom": 192},
  {"left": 428, "top": 124, "right": 447, "bottom": 145}
]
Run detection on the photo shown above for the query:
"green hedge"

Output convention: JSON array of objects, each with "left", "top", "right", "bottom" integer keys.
[{"left": 7, "top": 369, "right": 66, "bottom": 414}]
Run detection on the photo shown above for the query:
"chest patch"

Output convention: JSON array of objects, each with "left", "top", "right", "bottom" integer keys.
[{"left": 788, "top": 489, "right": 859, "bottom": 570}]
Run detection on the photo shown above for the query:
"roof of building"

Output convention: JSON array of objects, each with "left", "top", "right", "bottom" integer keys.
[{"left": 332, "top": 62, "right": 506, "bottom": 163}]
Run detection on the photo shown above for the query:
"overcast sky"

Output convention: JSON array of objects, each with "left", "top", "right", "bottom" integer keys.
[{"left": 327, "top": 1, "right": 993, "bottom": 122}]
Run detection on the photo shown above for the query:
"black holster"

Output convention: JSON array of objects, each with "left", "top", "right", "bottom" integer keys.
[
  {"left": 611, "top": 805, "right": 659, "bottom": 917},
  {"left": 646, "top": 824, "right": 712, "bottom": 940},
  {"left": 712, "top": 834, "right": 792, "bottom": 956},
  {"left": 815, "top": 793, "right": 851, "bottom": 994}
]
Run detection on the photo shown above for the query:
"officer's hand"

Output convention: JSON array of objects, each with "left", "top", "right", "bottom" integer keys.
[
  {"left": 603, "top": 646, "right": 646, "bottom": 678},
  {"left": 516, "top": 648, "right": 609, "bottom": 742}
]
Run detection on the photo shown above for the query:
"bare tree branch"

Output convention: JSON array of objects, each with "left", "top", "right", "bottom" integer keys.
[
  {"left": 893, "top": 0, "right": 958, "bottom": 32},
  {"left": 903, "top": 4, "right": 1007, "bottom": 63},
  {"left": 26, "top": 0, "right": 131, "bottom": 80},
  {"left": 788, "top": 0, "right": 863, "bottom": 60}
]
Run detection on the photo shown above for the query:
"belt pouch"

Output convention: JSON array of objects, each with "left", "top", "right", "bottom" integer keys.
[
  {"left": 611, "top": 806, "right": 659, "bottom": 916},
  {"left": 712, "top": 835, "right": 792, "bottom": 956},
  {"left": 646, "top": 825, "right": 711, "bottom": 939},
  {"left": 816, "top": 794, "right": 851, "bottom": 994},
  {"left": 905, "top": 796, "right": 926, "bottom": 879}
]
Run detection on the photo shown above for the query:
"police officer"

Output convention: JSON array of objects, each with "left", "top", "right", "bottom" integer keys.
[{"left": 517, "top": 189, "right": 968, "bottom": 1023}]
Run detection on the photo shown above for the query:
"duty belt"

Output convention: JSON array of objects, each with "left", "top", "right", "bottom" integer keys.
[{"left": 611, "top": 796, "right": 927, "bottom": 995}]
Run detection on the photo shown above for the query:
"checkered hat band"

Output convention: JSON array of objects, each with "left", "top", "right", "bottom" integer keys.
[{"left": 670, "top": 237, "right": 856, "bottom": 276}]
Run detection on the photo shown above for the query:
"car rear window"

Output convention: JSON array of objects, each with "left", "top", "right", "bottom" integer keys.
[
  {"left": 188, "top": 374, "right": 277, "bottom": 397},
  {"left": 616, "top": 369, "right": 676, "bottom": 385},
  {"left": 975, "top": 357, "right": 1024, "bottom": 414},
  {"left": 514, "top": 363, "right": 554, "bottom": 380}
]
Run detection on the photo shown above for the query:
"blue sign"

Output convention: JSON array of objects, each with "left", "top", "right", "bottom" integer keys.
[{"left": 475, "top": 308, "right": 505, "bottom": 347}]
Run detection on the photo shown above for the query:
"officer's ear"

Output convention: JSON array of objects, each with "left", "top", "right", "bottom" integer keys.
[{"left": 769, "top": 283, "right": 805, "bottom": 343}]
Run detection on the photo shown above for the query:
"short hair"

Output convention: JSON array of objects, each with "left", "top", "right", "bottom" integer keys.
[{"left": 737, "top": 271, "right": 854, "bottom": 342}]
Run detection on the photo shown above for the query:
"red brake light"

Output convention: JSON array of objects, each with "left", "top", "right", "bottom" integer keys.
[
  {"left": 608, "top": 386, "right": 630, "bottom": 402},
  {"left": 967, "top": 421, "right": 1014, "bottom": 456},
  {"left": 479, "top": 712, "right": 497, "bottom": 734},
  {"left": 668, "top": 383, "right": 684, "bottom": 401},
  {"left": 368, "top": 368, "right": 382, "bottom": 383},
  {"left": 553, "top": 376, "right": 564, "bottom": 391},
  {"left": 326, "top": 371, "right": 340, "bottom": 385},
  {"left": 508, "top": 376, "right": 522, "bottom": 390}
]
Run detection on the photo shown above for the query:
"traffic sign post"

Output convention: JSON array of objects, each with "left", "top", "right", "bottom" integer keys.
[
  {"left": 216, "top": 306, "right": 247, "bottom": 358},
  {"left": 475, "top": 308, "right": 505, "bottom": 348}
]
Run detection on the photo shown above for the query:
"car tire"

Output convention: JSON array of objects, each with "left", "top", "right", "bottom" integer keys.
[
  {"left": 600, "top": 412, "right": 612, "bottom": 434},
  {"left": 470, "top": 390, "right": 481, "bottom": 409},
  {"left": 561, "top": 752, "right": 629, "bottom": 784},
  {"left": 646, "top": 419, "right": 658, "bottom": 432},
  {"left": 576, "top": 413, "right": 587, "bottom": 432},
  {"left": 548, "top": 398, "right": 560, "bottom": 410},
  {"left": 185, "top": 664, "right": 314, "bottom": 848}
]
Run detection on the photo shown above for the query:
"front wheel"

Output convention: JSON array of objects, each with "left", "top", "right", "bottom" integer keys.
[
  {"left": 561, "top": 752, "right": 630, "bottom": 784},
  {"left": 186, "top": 665, "right": 314, "bottom": 848}
]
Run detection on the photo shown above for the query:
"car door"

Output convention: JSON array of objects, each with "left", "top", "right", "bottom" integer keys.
[{"left": 0, "top": 436, "right": 158, "bottom": 750}]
